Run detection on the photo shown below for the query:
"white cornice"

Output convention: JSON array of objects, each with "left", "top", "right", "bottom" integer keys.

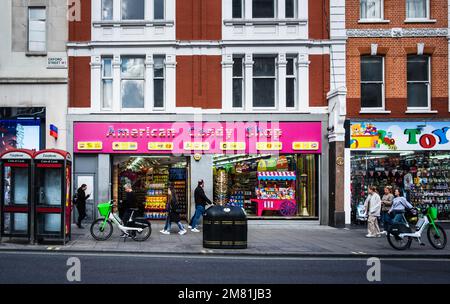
[{"left": 347, "top": 28, "right": 448, "bottom": 38}]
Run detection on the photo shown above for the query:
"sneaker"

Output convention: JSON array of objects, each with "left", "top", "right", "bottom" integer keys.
[
  {"left": 365, "top": 234, "right": 376, "bottom": 238},
  {"left": 191, "top": 228, "right": 200, "bottom": 233},
  {"left": 188, "top": 225, "right": 193, "bottom": 229},
  {"left": 160, "top": 230, "right": 170, "bottom": 235},
  {"left": 178, "top": 230, "right": 187, "bottom": 235},
  {"left": 379, "top": 231, "right": 388, "bottom": 236}
]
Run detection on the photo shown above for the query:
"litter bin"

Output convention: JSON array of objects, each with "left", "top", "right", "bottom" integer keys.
[{"left": 203, "top": 205, "right": 247, "bottom": 249}]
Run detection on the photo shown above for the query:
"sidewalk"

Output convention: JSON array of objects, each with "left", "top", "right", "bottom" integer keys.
[{"left": 0, "top": 221, "right": 449, "bottom": 258}]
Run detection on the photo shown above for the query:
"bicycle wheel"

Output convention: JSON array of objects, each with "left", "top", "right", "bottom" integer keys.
[
  {"left": 90, "top": 218, "right": 113, "bottom": 241},
  {"left": 387, "top": 232, "right": 412, "bottom": 250},
  {"left": 132, "top": 223, "right": 152, "bottom": 242},
  {"left": 427, "top": 224, "right": 447, "bottom": 250}
]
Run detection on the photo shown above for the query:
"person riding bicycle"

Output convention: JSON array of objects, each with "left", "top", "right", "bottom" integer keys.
[
  {"left": 388, "top": 188, "right": 413, "bottom": 225},
  {"left": 121, "top": 184, "right": 141, "bottom": 236}
]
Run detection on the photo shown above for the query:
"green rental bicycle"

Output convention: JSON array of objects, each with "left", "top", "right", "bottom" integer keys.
[
  {"left": 90, "top": 201, "right": 152, "bottom": 242},
  {"left": 387, "top": 206, "right": 447, "bottom": 250}
]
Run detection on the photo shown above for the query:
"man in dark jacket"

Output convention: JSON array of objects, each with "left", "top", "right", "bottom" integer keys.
[
  {"left": 75, "top": 184, "right": 90, "bottom": 228},
  {"left": 189, "top": 179, "right": 213, "bottom": 232},
  {"left": 122, "top": 183, "right": 139, "bottom": 225}
]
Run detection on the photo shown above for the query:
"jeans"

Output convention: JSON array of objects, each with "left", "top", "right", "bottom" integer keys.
[
  {"left": 190, "top": 205, "right": 205, "bottom": 229},
  {"left": 380, "top": 211, "right": 392, "bottom": 230},
  {"left": 164, "top": 217, "right": 185, "bottom": 231},
  {"left": 391, "top": 211, "right": 406, "bottom": 225}
]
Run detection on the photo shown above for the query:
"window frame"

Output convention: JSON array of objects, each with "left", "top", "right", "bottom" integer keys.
[
  {"left": 28, "top": 6, "right": 47, "bottom": 53},
  {"left": 232, "top": 56, "right": 245, "bottom": 109},
  {"left": 359, "top": 0, "right": 384, "bottom": 22},
  {"left": 407, "top": 55, "right": 431, "bottom": 110},
  {"left": 101, "top": 0, "right": 114, "bottom": 21},
  {"left": 252, "top": 55, "right": 278, "bottom": 109},
  {"left": 286, "top": 55, "right": 297, "bottom": 108},
  {"left": 153, "top": 55, "right": 166, "bottom": 109},
  {"left": 360, "top": 55, "right": 385, "bottom": 111},
  {"left": 120, "top": 56, "right": 146, "bottom": 110},
  {"left": 232, "top": 0, "right": 244, "bottom": 19},
  {"left": 101, "top": 57, "right": 114, "bottom": 111},
  {"left": 252, "top": 0, "right": 277, "bottom": 19},
  {"left": 405, "top": 0, "right": 430, "bottom": 21},
  {"left": 121, "top": 0, "right": 145, "bottom": 21}
]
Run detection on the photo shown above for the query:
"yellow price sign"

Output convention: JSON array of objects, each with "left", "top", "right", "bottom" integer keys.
[
  {"left": 256, "top": 142, "right": 283, "bottom": 151},
  {"left": 220, "top": 142, "right": 246, "bottom": 151},
  {"left": 148, "top": 142, "right": 174, "bottom": 151},
  {"left": 112, "top": 142, "right": 138, "bottom": 151},
  {"left": 183, "top": 142, "right": 210, "bottom": 151},
  {"left": 292, "top": 142, "right": 319, "bottom": 151},
  {"left": 77, "top": 142, "right": 103, "bottom": 150}
]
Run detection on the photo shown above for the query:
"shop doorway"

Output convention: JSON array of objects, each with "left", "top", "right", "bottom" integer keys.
[
  {"left": 112, "top": 156, "right": 190, "bottom": 221},
  {"left": 74, "top": 174, "right": 95, "bottom": 223}
]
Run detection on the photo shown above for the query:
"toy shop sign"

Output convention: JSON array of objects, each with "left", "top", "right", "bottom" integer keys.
[
  {"left": 73, "top": 121, "right": 322, "bottom": 155},
  {"left": 350, "top": 121, "right": 450, "bottom": 151}
]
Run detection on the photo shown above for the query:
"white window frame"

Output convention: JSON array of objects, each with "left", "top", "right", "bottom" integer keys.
[
  {"left": 405, "top": 0, "right": 431, "bottom": 22},
  {"left": 360, "top": 56, "right": 386, "bottom": 111},
  {"left": 101, "top": 0, "right": 114, "bottom": 21},
  {"left": 153, "top": 55, "right": 166, "bottom": 109},
  {"left": 252, "top": 0, "right": 277, "bottom": 19},
  {"left": 28, "top": 6, "right": 47, "bottom": 53},
  {"left": 252, "top": 55, "right": 278, "bottom": 109},
  {"left": 121, "top": 0, "right": 145, "bottom": 21},
  {"left": 359, "top": 0, "right": 384, "bottom": 22},
  {"left": 407, "top": 55, "right": 431, "bottom": 111},
  {"left": 286, "top": 55, "right": 297, "bottom": 108},
  {"left": 285, "top": 0, "right": 298, "bottom": 19},
  {"left": 101, "top": 57, "right": 114, "bottom": 110},
  {"left": 120, "top": 56, "right": 146, "bottom": 110},
  {"left": 232, "top": 56, "right": 245, "bottom": 109}
]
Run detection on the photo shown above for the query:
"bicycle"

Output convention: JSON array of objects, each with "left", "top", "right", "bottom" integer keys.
[
  {"left": 387, "top": 206, "right": 447, "bottom": 250},
  {"left": 90, "top": 201, "right": 152, "bottom": 242}
]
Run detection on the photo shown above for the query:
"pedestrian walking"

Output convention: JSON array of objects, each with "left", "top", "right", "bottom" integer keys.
[
  {"left": 189, "top": 179, "right": 213, "bottom": 232},
  {"left": 75, "top": 184, "right": 90, "bottom": 229},
  {"left": 380, "top": 186, "right": 394, "bottom": 233},
  {"left": 160, "top": 185, "right": 187, "bottom": 235},
  {"left": 364, "top": 186, "right": 381, "bottom": 238},
  {"left": 389, "top": 188, "right": 414, "bottom": 225}
]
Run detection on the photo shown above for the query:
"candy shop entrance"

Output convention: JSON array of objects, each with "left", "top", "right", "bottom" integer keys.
[{"left": 112, "top": 156, "right": 190, "bottom": 222}]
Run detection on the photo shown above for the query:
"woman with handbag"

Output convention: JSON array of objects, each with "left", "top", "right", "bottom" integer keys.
[
  {"left": 364, "top": 186, "right": 382, "bottom": 238},
  {"left": 160, "top": 185, "right": 187, "bottom": 235}
]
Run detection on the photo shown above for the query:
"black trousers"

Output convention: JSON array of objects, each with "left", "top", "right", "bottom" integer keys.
[{"left": 76, "top": 204, "right": 86, "bottom": 226}]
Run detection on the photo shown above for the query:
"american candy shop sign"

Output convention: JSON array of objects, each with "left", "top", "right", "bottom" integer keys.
[{"left": 350, "top": 121, "right": 450, "bottom": 151}]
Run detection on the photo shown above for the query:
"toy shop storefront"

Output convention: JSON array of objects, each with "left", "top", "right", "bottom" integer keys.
[
  {"left": 73, "top": 121, "right": 324, "bottom": 221},
  {"left": 346, "top": 120, "right": 450, "bottom": 224}
]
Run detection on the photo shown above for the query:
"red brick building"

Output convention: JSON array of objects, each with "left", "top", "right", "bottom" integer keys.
[{"left": 345, "top": 0, "right": 450, "bottom": 224}]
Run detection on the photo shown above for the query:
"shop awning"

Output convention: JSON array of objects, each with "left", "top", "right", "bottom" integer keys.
[{"left": 257, "top": 171, "right": 296, "bottom": 181}]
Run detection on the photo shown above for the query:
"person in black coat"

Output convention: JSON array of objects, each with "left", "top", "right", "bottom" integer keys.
[
  {"left": 75, "top": 184, "right": 90, "bottom": 228},
  {"left": 160, "top": 185, "right": 187, "bottom": 235},
  {"left": 189, "top": 179, "right": 213, "bottom": 232},
  {"left": 122, "top": 183, "right": 140, "bottom": 225}
]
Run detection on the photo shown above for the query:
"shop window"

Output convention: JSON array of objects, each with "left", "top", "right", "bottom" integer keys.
[
  {"left": 102, "top": 57, "right": 113, "bottom": 110},
  {"left": 233, "top": 56, "right": 244, "bottom": 108},
  {"left": 121, "top": 0, "right": 145, "bottom": 20},
  {"left": 102, "top": 0, "right": 113, "bottom": 20},
  {"left": 285, "top": 0, "right": 297, "bottom": 18},
  {"left": 154, "top": 0, "right": 165, "bottom": 20},
  {"left": 121, "top": 56, "right": 145, "bottom": 109},
  {"left": 360, "top": 56, "right": 384, "bottom": 109},
  {"left": 153, "top": 55, "right": 165, "bottom": 108},
  {"left": 253, "top": 56, "right": 276, "bottom": 108},
  {"left": 232, "top": 0, "right": 243, "bottom": 18},
  {"left": 360, "top": 0, "right": 383, "bottom": 20},
  {"left": 407, "top": 55, "right": 430, "bottom": 109},
  {"left": 286, "top": 56, "right": 297, "bottom": 108},
  {"left": 253, "top": 0, "right": 275, "bottom": 18},
  {"left": 406, "top": 0, "right": 429, "bottom": 19},
  {"left": 28, "top": 7, "right": 46, "bottom": 52}
]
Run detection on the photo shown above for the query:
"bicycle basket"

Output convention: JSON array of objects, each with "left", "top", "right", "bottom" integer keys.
[
  {"left": 97, "top": 203, "right": 111, "bottom": 217},
  {"left": 428, "top": 207, "right": 438, "bottom": 221}
]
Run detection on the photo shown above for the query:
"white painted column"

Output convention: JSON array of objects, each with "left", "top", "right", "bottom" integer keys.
[
  {"left": 245, "top": 0, "right": 253, "bottom": 19},
  {"left": 165, "top": 54, "right": 177, "bottom": 112},
  {"left": 92, "top": 0, "right": 101, "bottom": 21},
  {"left": 278, "top": 53, "right": 287, "bottom": 111},
  {"left": 145, "top": 54, "right": 154, "bottom": 112},
  {"left": 297, "top": 53, "right": 310, "bottom": 112},
  {"left": 91, "top": 56, "right": 102, "bottom": 112},
  {"left": 166, "top": 0, "right": 175, "bottom": 20},
  {"left": 113, "top": 0, "right": 121, "bottom": 20},
  {"left": 145, "top": 0, "right": 153, "bottom": 20},
  {"left": 278, "top": 0, "right": 285, "bottom": 19},
  {"left": 344, "top": 148, "right": 352, "bottom": 225},
  {"left": 300, "top": 0, "right": 308, "bottom": 20},
  {"left": 244, "top": 53, "right": 254, "bottom": 111},
  {"left": 222, "top": 54, "right": 234, "bottom": 112},
  {"left": 112, "top": 55, "right": 121, "bottom": 112}
]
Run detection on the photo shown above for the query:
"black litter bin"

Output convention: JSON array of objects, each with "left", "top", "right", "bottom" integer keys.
[{"left": 203, "top": 205, "right": 247, "bottom": 249}]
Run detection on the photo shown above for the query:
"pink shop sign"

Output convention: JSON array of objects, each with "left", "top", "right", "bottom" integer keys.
[{"left": 73, "top": 122, "right": 322, "bottom": 155}]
